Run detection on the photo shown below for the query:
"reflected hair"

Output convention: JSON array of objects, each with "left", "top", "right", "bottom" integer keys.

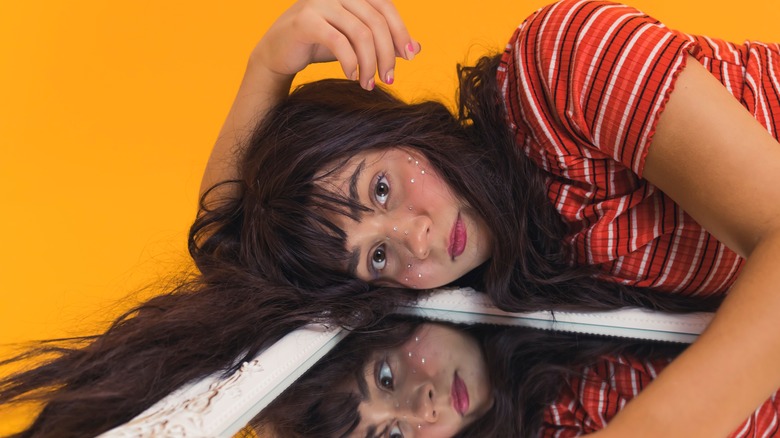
[
  {"left": 257, "top": 317, "right": 422, "bottom": 437},
  {"left": 256, "top": 316, "right": 685, "bottom": 437}
]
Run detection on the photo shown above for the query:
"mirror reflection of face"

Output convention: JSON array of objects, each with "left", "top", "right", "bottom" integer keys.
[
  {"left": 349, "top": 323, "right": 494, "bottom": 437},
  {"left": 325, "top": 147, "right": 493, "bottom": 289}
]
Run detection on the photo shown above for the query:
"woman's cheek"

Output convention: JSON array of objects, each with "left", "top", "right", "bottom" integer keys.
[{"left": 400, "top": 340, "right": 446, "bottom": 380}]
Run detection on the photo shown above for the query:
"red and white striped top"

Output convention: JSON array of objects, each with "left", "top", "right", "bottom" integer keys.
[
  {"left": 541, "top": 356, "right": 780, "bottom": 437},
  {"left": 497, "top": 0, "right": 780, "bottom": 296}
]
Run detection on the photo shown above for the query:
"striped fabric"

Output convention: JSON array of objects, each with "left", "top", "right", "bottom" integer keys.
[
  {"left": 541, "top": 356, "right": 780, "bottom": 437},
  {"left": 498, "top": 1, "right": 780, "bottom": 433},
  {"left": 497, "top": 0, "right": 780, "bottom": 296}
]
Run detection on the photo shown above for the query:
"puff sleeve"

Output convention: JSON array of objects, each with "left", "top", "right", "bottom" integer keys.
[{"left": 498, "top": 0, "right": 700, "bottom": 177}]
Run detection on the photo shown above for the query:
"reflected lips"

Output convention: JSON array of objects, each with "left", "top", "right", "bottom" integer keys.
[
  {"left": 448, "top": 213, "right": 467, "bottom": 259},
  {"left": 451, "top": 372, "right": 469, "bottom": 416}
]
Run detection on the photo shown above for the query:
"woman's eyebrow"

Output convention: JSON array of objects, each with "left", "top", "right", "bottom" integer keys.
[
  {"left": 348, "top": 159, "right": 367, "bottom": 216},
  {"left": 356, "top": 362, "right": 371, "bottom": 400},
  {"left": 344, "top": 159, "right": 367, "bottom": 277}
]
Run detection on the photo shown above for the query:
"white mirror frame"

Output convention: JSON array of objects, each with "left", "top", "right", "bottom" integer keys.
[{"left": 100, "top": 288, "right": 713, "bottom": 437}]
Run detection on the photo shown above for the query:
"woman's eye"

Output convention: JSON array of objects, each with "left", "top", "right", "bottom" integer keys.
[
  {"left": 372, "top": 245, "right": 387, "bottom": 271},
  {"left": 374, "top": 174, "right": 390, "bottom": 206},
  {"left": 389, "top": 424, "right": 403, "bottom": 438},
  {"left": 378, "top": 359, "right": 394, "bottom": 390}
]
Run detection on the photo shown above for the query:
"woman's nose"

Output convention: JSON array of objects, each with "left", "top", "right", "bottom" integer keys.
[
  {"left": 399, "top": 214, "right": 432, "bottom": 259},
  {"left": 408, "top": 382, "right": 437, "bottom": 423}
]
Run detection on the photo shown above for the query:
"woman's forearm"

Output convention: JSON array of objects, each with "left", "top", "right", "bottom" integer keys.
[
  {"left": 599, "top": 235, "right": 780, "bottom": 436},
  {"left": 199, "top": 59, "right": 293, "bottom": 207}
]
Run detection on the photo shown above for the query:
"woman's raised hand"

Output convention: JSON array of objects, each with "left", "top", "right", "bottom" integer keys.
[
  {"left": 201, "top": 0, "right": 418, "bottom": 204},
  {"left": 253, "top": 0, "right": 420, "bottom": 90}
]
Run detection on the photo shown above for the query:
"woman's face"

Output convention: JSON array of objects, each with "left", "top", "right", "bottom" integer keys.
[
  {"left": 349, "top": 323, "right": 494, "bottom": 437},
  {"left": 324, "top": 147, "right": 493, "bottom": 289}
]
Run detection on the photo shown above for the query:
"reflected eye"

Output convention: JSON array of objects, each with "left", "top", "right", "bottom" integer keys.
[
  {"left": 374, "top": 174, "right": 390, "bottom": 206},
  {"left": 371, "top": 245, "right": 387, "bottom": 271},
  {"left": 389, "top": 424, "right": 403, "bottom": 438},
  {"left": 378, "top": 359, "right": 394, "bottom": 390}
]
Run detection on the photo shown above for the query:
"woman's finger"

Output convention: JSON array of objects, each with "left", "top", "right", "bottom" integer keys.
[
  {"left": 342, "top": 0, "right": 396, "bottom": 85},
  {"left": 320, "top": 4, "right": 379, "bottom": 89},
  {"left": 304, "top": 14, "right": 360, "bottom": 80},
  {"left": 269, "top": 0, "right": 420, "bottom": 89},
  {"left": 367, "top": 0, "right": 419, "bottom": 61}
]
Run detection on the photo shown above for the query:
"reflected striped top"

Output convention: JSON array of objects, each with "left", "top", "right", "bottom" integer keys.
[
  {"left": 497, "top": 0, "right": 780, "bottom": 296},
  {"left": 541, "top": 355, "right": 780, "bottom": 436}
]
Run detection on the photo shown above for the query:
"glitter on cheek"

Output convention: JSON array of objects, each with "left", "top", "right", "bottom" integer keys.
[{"left": 410, "top": 178, "right": 415, "bottom": 183}]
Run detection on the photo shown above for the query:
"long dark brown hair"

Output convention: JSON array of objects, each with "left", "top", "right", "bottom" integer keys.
[{"left": 256, "top": 315, "right": 685, "bottom": 437}]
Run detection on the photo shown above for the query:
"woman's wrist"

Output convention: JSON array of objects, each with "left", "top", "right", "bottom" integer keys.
[
  {"left": 245, "top": 58, "right": 294, "bottom": 100},
  {"left": 246, "top": 42, "right": 296, "bottom": 90}
]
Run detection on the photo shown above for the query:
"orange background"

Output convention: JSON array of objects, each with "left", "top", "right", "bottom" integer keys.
[{"left": 2, "top": 0, "right": 779, "bottom": 432}]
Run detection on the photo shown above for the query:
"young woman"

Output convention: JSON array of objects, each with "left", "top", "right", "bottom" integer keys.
[
  {"left": 255, "top": 316, "right": 780, "bottom": 437},
  {"left": 201, "top": 0, "right": 780, "bottom": 436},
  {"left": 3, "top": 0, "right": 780, "bottom": 436}
]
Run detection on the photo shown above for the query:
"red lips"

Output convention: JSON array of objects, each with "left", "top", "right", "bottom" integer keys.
[
  {"left": 448, "top": 214, "right": 467, "bottom": 259},
  {"left": 451, "top": 372, "right": 470, "bottom": 416}
]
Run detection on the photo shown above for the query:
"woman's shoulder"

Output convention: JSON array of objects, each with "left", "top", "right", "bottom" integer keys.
[
  {"left": 508, "top": 0, "right": 683, "bottom": 58},
  {"left": 498, "top": 0, "right": 698, "bottom": 171}
]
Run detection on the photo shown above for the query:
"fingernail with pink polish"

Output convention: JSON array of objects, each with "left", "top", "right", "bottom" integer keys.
[
  {"left": 367, "top": 78, "right": 375, "bottom": 91},
  {"left": 385, "top": 69, "right": 394, "bottom": 85},
  {"left": 406, "top": 42, "right": 416, "bottom": 61}
]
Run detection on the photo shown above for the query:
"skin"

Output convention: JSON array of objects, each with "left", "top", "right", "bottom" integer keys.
[
  {"left": 349, "top": 323, "right": 494, "bottom": 437},
  {"left": 322, "top": 148, "right": 493, "bottom": 288}
]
